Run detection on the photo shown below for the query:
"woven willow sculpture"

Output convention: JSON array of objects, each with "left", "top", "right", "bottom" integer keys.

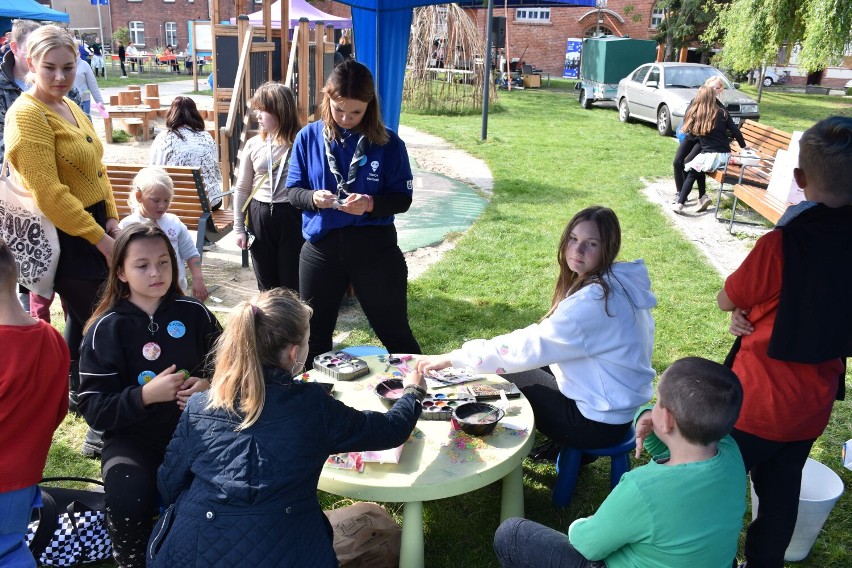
[{"left": 405, "top": 4, "right": 497, "bottom": 114}]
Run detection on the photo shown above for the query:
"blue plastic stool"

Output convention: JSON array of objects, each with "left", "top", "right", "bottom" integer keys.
[
  {"left": 340, "top": 345, "right": 389, "bottom": 357},
  {"left": 552, "top": 426, "right": 636, "bottom": 508}
]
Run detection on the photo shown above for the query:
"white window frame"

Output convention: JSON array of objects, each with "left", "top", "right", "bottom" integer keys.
[
  {"left": 165, "top": 22, "right": 178, "bottom": 47},
  {"left": 129, "top": 21, "right": 145, "bottom": 46},
  {"left": 650, "top": 6, "right": 666, "bottom": 29},
  {"left": 516, "top": 8, "right": 550, "bottom": 23},
  {"left": 584, "top": 25, "right": 614, "bottom": 38}
]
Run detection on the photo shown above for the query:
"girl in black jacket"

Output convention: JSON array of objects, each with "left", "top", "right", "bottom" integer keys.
[
  {"left": 675, "top": 82, "right": 747, "bottom": 213},
  {"left": 78, "top": 223, "right": 221, "bottom": 567}
]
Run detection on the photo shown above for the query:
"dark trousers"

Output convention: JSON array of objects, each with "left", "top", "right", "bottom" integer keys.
[
  {"left": 119, "top": 58, "right": 126, "bottom": 76},
  {"left": 102, "top": 439, "right": 164, "bottom": 568},
  {"left": 299, "top": 224, "right": 421, "bottom": 366},
  {"left": 731, "top": 429, "right": 815, "bottom": 568},
  {"left": 494, "top": 518, "right": 605, "bottom": 568},
  {"left": 501, "top": 368, "right": 630, "bottom": 449},
  {"left": 54, "top": 276, "right": 103, "bottom": 363},
  {"left": 247, "top": 200, "right": 304, "bottom": 292},
  {"left": 673, "top": 138, "right": 705, "bottom": 201}
]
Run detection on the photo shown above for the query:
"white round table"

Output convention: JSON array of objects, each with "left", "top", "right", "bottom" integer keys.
[{"left": 312, "top": 355, "right": 536, "bottom": 568}]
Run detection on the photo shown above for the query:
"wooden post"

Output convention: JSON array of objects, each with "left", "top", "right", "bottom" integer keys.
[
  {"left": 144, "top": 84, "right": 159, "bottom": 98},
  {"left": 313, "top": 22, "right": 325, "bottom": 122},
  {"left": 297, "top": 18, "right": 310, "bottom": 125},
  {"left": 279, "top": 0, "right": 289, "bottom": 84},
  {"left": 145, "top": 97, "right": 160, "bottom": 109}
]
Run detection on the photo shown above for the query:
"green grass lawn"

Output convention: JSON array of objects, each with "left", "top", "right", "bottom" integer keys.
[{"left": 47, "top": 81, "right": 851, "bottom": 567}]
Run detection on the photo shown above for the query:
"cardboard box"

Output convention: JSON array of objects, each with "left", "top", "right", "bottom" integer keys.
[{"left": 523, "top": 74, "right": 541, "bottom": 88}]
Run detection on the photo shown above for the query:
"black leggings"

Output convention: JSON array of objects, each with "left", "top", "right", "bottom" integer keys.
[
  {"left": 673, "top": 137, "right": 705, "bottom": 200},
  {"left": 501, "top": 368, "right": 630, "bottom": 449},
  {"left": 299, "top": 224, "right": 421, "bottom": 366},
  {"left": 102, "top": 439, "right": 164, "bottom": 568},
  {"left": 247, "top": 200, "right": 304, "bottom": 293}
]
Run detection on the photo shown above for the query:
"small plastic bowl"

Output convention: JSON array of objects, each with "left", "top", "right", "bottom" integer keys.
[
  {"left": 452, "top": 402, "right": 505, "bottom": 436},
  {"left": 374, "top": 379, "right": 405, "bottom": 408}
]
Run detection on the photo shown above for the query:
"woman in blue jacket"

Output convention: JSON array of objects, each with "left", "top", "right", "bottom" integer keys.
[
  {"left": 286, "top": 60, "right": 421, "bottom": 366},
  {"left": 148, "top": 288, "right": 427, "bottom": 567}
]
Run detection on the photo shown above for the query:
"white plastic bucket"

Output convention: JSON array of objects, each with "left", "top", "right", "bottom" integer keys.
[{"left": 750, "top": 458, "right": 845, "bottom": 561}]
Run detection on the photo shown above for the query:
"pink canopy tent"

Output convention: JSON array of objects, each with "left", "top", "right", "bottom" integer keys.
[{"left": 233, "top": 0, "right": 352, "bottom": 29}]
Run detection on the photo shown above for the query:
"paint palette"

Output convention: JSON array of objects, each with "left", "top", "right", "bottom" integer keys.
[
  {"left": 465, "top": 383, "right": 521, "bottom": 400},
  {"left": 420, "top": 391, "right": 477, "bottom": 421},
  {"left": 313, "top": 351, "right": 370, "bottom": 381}
]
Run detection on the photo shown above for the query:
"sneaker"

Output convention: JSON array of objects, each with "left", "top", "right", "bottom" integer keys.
[
  {"left": 81, "top": 428, "right": 104, "bottom": 459},
  {"left": 120, "top": 75, "right": 128, "bottom": 79},
  {"left": 696, "top": 195, "right": 713, "bottom": 212},
  {"left": 672, "top": 203, "right": 684, "bottom": 214}
]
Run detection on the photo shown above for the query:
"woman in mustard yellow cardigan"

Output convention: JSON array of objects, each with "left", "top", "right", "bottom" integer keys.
[{"left": 6, "top": 25, "right": 118, "bottom": 444}]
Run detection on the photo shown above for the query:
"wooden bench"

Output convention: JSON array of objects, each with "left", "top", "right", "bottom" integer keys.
[
  {"left": 709, "top": 120, "right": 793, "bottom": 193},
  {"left": 707, "top": 120, "right": 794, "bottom": 231},
  {"left": 105, "top": 164, "right": 246, "bottom": 266},
  {"left": 728, "top": 183, "right": 788, "bottom": 232}
]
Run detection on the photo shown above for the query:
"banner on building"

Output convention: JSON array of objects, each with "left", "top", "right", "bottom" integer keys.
[{"left": 563, "top": 38, "right": 582, "bottom": 79}]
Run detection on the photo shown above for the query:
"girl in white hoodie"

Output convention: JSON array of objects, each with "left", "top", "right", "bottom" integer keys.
[{"left": 417, "top": 206, "right": 656, "bottom": 451}]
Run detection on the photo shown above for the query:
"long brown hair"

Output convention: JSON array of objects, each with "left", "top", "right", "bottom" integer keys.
[
  {"left": 251, "top": 82, "right": 302, "bottom": 147},
  {"left": 207, "top": 288, "right": 312, "bottom": 430},
  {"left": 546, "top": 206, "right": 621, "bottom": 318},
  {"left": 320, "top": 60, "right": 389, "bottom": 145},
  {"left": 165, "top": 96, "right": 205, "bottom": 139},
  {"left": 681, "top": 85, "right": 722, "bottom": 137},
  {"left": 84, "top": 223, "right": 182, "bottom": 333}
]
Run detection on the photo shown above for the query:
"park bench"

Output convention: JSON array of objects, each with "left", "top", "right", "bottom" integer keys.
[
  {"left": 105, "top": 164, "right": 245, "bottom": 266},
  {"left": 707, "top": 120, "right": 794, "bottom": 231}
]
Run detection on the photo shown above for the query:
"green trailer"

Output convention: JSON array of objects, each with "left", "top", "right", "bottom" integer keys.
[{"left": 576, "top": 36, "right": 657, "bottom": 108}]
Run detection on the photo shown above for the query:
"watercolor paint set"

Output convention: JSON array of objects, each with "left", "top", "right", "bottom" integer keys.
[
  {"left": 420, "top": 391, "right": 477, "bottom": 420},
  {"left": 312, "top": 351, "right": 370, "bottom": 381}
]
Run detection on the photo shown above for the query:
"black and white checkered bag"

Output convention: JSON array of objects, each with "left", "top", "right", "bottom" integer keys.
[{"left": 25, "top": 477, "right": 112, "bottom": 566}]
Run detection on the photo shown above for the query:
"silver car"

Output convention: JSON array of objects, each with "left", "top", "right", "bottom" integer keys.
[{"left": 616, "top": 62, "right": 760, "bottom": 136}]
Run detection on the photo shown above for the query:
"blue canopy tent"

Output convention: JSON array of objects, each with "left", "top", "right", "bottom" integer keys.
[
  {"left": 0, "top": 0, "right": 71, "bottom": 35},
  {"left": 332, "top": 1, "right": 595, "bottom": 130}
]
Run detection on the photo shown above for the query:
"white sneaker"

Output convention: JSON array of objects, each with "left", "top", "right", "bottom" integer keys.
[
  {"left": 696, "top": 195, "right": 712, "bottom": 212},
  {"left": 672, "top": 203, "right": 684, "bottom": 214}
]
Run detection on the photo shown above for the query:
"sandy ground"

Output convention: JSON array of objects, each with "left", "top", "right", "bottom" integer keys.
[{"left": 94, "top": 107, "right": 765, "bottom": 322}]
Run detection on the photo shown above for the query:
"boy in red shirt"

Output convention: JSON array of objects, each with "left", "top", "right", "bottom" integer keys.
[
  {"left": 717, "top": 116, "right": 852, "bottom": 568},
  {"left": 0, "top": 239, "right": 70, "bottom": 565}
]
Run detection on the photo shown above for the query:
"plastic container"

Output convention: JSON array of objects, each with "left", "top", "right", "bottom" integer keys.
[{"left": 750, "top": 458, "right": 844, "bottom": 561}]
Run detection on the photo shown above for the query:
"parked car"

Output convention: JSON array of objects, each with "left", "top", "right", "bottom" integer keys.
[{"left": 616, "top": 62, "right": 760, "bottom": 136}]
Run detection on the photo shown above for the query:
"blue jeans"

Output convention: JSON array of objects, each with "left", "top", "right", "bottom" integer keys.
[
  {"left": 0, "top": 485, "right": 38, "bottom": 568},
  {"left": 494, "top": 518, "right": 605, "bottom": 568}
]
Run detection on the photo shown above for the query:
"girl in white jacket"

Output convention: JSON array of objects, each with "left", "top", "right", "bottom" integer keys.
[{"left": 417, "top": 206, "right": 656, "bottom": 453}]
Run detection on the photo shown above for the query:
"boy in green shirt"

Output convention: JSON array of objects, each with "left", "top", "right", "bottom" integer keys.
[{"left": 494, "top": 357, "right": 746, "bottom": 568}]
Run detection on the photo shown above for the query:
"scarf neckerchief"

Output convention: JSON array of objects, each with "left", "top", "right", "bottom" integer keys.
[{"left": 324, "top": 129, "right": 366, "bottom": 200}]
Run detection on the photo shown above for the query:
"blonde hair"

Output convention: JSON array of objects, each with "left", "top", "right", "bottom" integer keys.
[
  {"left": 25, "top": 25, "right": 76, "bottom": 85},
  {"left": 207, "top": 288, "right": 312, "bottom": 430},
  {"left": 128, "top": 167, "right": 174, "bottom": 213}
]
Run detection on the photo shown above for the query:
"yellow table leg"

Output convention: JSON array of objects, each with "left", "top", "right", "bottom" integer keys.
[
  {"left": 500, "top": 463, "right": 525, "bottom": 521},
  {"left": 400, "top": 500, "right": 424, "bottom": 568}
]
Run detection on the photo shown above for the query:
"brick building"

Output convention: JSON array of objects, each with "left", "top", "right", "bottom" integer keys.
[{"left": 467, "top": 1, "right": 661, "bottom": 77}]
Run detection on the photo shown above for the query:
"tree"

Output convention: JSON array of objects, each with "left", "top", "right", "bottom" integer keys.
[
  {"left": 112, "top": 27, "right": 130, "bottom": 48},
  {"left": 654, "top": 0, "right": 719, "bottom": 62},
  {"left": 707, "top": 0, "right": 852, "bottom": 73}
]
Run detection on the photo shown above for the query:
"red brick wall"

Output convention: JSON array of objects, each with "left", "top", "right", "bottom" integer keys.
[
  {"left": 468, "top": 1, "right": 660, "bottom": 77},
  {"left": 110, "top": 1, "right": 216, "bottom": 50}
]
